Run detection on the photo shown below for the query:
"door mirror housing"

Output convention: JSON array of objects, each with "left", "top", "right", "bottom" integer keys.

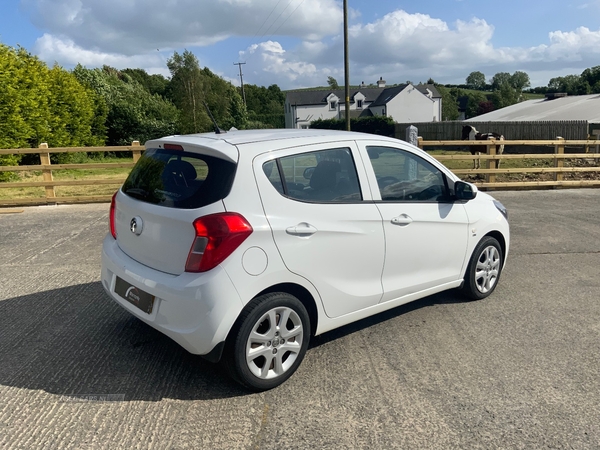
[{"left": 455, "top": 181, "right": 478, "bottom": 201}]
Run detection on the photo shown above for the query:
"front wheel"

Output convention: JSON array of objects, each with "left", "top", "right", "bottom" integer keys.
[
  {"left": 461, "top": 236, "right": 503, "bottom": 300},
  {"left": 224, "top": 293, "right": 310, "bottom": 391}
]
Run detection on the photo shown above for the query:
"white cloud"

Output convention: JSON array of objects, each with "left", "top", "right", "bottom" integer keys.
[
  {"left": 34, "top": 34, "right": 170, "bottom": 76},
  {"left": 21, "top": 0, "right": 341, "bottom": 55},
  {"left": 239, "top": 41, "right": 320, "bottom": 87},
  {"left": 22, "top": 2, "right": 600, "bottom": 89}
]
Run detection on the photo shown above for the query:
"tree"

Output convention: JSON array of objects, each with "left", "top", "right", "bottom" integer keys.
[
  {"left": 121, "top": 68, "right": 170, "bottom": 98},
  {"left": 327, "top": 76, "right": 339, "bottom": 89},
  {"left": 466, "top": 71, "right": 486, "bottom": 90},
  {"left": 548, "top": 74, "right": 591, "bottom": 95},
  {"left": 490, "top": 82, "right": 519, "bottom": 109},
  {"left": 464, "top": 91, "right": 489, "bottom": 119},
  {"left": 167, "top": 50, "right": 207, "bottom": 133},
  {"left": 74, "top": 65, "right": 179, "bottom": 146},
  {"left": 243, "top": 84, "right": 285, "bottom": 128},
  {"left": 510, "top": 71, "right": 530, "bottom": 91},
  {"left": 435, "top": 85, "right": 459, "bottom": 120},
  {"left": 580, "top": 66, "right": 600, "bottom": 93},
  {"left": 167, "top": 50, "right": 247, "bottom": 133},
  {"left": 548, "top": 75, "right": 580, "bottom": 93},
  {"left": 1, "top": 45, "right": 105, "bottom": 175},
  {"left": 201, "top": 67, "right": 247, "bottom": 131},
  {"left": 490, "top": 72, "right": 512, "bottom": 90}
]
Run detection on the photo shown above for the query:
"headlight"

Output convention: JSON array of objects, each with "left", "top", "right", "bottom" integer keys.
[{"left": 493, "top": 200, "right": 508, "bottom": 220}]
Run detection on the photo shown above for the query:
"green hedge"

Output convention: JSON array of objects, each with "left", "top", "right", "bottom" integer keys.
[{"left": 309, "top": 116, "right": 396, "bottom": 137}]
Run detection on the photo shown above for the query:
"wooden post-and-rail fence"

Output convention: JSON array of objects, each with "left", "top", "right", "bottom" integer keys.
[
  {"left": 1, "top": 139, "right": 600, "bottom": 207},
  {"left": 0, "top": 142, "right": 142, "bottom": 206},
  {"left": 417, "top": 138, "right": 600, "bottom": 189}
]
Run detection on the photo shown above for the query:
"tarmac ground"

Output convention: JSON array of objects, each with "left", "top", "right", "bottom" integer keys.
[{"left": 1, "top": 189, "right": 599, "bottom": 449}]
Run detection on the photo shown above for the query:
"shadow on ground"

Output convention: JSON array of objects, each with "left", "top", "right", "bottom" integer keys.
[{"left": 0, "top": 281, "right": 465, "bottom": 401}]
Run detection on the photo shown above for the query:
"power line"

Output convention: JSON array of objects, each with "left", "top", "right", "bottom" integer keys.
[
  {"left": 239, "top": 0, "right": 307, "bottom": 76},
  {"left": 252, "top": 0, "right": 286, "bottom": 41},
  {"left": 269, "top": 0, "right": 307, "bottom": 37}
]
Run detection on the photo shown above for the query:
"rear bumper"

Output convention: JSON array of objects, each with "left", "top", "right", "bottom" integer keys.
[{"left": 101, "top": 234, "right": 243, "bottom": 357}]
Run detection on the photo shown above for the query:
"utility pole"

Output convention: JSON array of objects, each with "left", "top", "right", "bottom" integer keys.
[
  {"left": 343, "top": 0, "right": 350, "bottom": 131},
  {"left": 234, "top": 62, "right": 247, "bottom": 107}
]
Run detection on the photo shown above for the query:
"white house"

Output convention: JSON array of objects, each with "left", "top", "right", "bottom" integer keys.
[{"left": 284, "top": 80, "right": 442, "bottom": 129}]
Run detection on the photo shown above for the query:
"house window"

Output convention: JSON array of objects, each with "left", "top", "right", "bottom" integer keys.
[
  {"left": 357, "top": 99, "right": 363, "bottom": 109},
  {"left": 329, "top": 101, "right": 337, "bottom": 111}
]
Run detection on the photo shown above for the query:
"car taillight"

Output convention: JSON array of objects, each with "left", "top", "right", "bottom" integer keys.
[
  {"left": 185, "top": 213, "right": 253, "bottom": 273},
  {"left": 109, "top": 192, "right": 117, "bottom": 239}
]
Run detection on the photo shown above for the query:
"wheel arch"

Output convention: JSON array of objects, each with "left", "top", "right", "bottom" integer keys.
[
  {"left": 252, "top": 283, "right": 319, "bottom": 337},
  {"left": 484, "top": 230, "right": 507, "bottom": 264}
]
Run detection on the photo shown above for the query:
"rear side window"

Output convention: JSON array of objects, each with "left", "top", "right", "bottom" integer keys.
[
  {"left": 264, "top": 148, "right": 362, "bottom": 203},
  {"left": 122, "top": 148, "right": 236, "bottom": 209}
]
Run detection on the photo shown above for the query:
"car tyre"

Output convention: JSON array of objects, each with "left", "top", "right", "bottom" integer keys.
[
  {"left": 461, "top": 236, "right": 503, "bottom": 300},
  {"left": 224, "top": 293, "right": 310, "bottom": 391}
]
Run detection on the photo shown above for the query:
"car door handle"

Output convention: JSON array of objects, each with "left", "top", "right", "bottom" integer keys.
[
  {"left": 391, "top": 214, "right": 413, "bottom": 225},
  {"left": 286, "top": 223, "right": 318, "bottom": 236}
]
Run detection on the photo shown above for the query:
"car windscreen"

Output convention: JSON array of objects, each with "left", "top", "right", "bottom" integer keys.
[{"left": 122, "top": 148, "right": 236, "bottom": 209}]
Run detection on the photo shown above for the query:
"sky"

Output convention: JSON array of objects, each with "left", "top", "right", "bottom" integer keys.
[{"left": 1, "top": 0, "right": 600, "bottom": 90}]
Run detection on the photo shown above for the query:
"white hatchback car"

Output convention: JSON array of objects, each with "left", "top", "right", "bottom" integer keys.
[{"left": 101, "top": 129, "right": 509, "bottom": 391}]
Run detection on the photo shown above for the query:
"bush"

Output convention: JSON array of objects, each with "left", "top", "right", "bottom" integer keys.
[
  {"left": 0, "top": 154, "right": 21, "bottom": 182},
  {"left": 310, "top": 116, "right": 396, "bottom": 137}
]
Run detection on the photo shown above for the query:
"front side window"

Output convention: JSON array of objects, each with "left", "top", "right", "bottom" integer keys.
[
  {"left": 329, "top": 101, "right": 337, "bottom": 110},
  {"left": 367, "top": 146, "right": 448, "bottom": 202},
  {"left": 264, "top": 148, "right": 362, "bottom": 203},
  {"left": 122, "top": 148, "right": 236, "bottom": 208},
  {"left": 357, "top": 99, "right": 363, "bottom": 109}
]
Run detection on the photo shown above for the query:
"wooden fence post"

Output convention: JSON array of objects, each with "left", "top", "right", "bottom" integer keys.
[
  {"left": 486, "top": 140, "right": 497, "bottom": 184},
  {"left": 39, "top": 143, "right": 56, "bottom": 200},
  {"left": 132, "top": 141, "right": 142, "bottom": 163},
  {"left": 554, "top": 137, "right": 565, "bottom": 182},
  {"left": 417, "top": 136, "right": 423, "bottom": 150}
]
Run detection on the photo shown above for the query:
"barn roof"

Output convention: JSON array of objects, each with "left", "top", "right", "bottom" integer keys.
[{"left": 466, "top": 94, "right": 600, "bottom": 123}]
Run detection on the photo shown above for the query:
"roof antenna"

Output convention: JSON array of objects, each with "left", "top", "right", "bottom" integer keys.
[{"left": 203, "top": 102, "right": 226, "bottom": 134}]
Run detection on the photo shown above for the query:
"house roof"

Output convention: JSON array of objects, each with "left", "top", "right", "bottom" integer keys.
[
  {"left": 415, "top": 84, "right": 442, "bottom": 99},
  {"left": 286, "top": 87, "right": 385, "bottom": 106},
  {"left": 370, "top": 84, "right": 409, "bottom": 107},
  {"left": 370, "top": 83, "right": 442, "bottom": 107},
  {"left": 465, "top": 94, "right": 600, "bottom": 122}
]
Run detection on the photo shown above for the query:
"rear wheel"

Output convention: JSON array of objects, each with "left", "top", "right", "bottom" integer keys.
[
  {"left": 224, "top": 293, "right": 310, "bottom": 391},
  {"left": 461, "top": 236, "right": 503, "bottom": 300}
]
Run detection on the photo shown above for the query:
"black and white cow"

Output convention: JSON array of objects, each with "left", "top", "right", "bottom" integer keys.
[{"left": 461, "top": 125, "right": 505, "bottom": 169}]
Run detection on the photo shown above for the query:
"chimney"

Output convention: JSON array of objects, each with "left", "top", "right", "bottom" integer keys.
[
  {"left": 377, "top": 77, "right": 386, "bottom": 88},
  {"left": 360, "top": 81, "right": 366, "bottom": 88}
]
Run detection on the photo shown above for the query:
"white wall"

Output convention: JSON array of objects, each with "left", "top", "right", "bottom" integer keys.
[{"left": 386, "top": 86, "right": 436, "bottom": 122}]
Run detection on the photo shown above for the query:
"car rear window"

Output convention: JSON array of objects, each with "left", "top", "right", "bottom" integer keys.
[{"left": 122, "top": 148, "right": 236, "bottom": 209}]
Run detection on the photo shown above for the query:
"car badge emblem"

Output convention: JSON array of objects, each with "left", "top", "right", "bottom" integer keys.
[{"left": 130, "top": 216, "right": 143, "bottom": 235}]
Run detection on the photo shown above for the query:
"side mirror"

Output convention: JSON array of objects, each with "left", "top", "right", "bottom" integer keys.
[{"left": 455, "top": 180, "right": 478, "bottom": 201}]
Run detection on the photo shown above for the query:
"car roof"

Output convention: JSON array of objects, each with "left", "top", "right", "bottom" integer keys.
[{"left": 145, "top": 129, "right": 402, "bottom": 162}]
